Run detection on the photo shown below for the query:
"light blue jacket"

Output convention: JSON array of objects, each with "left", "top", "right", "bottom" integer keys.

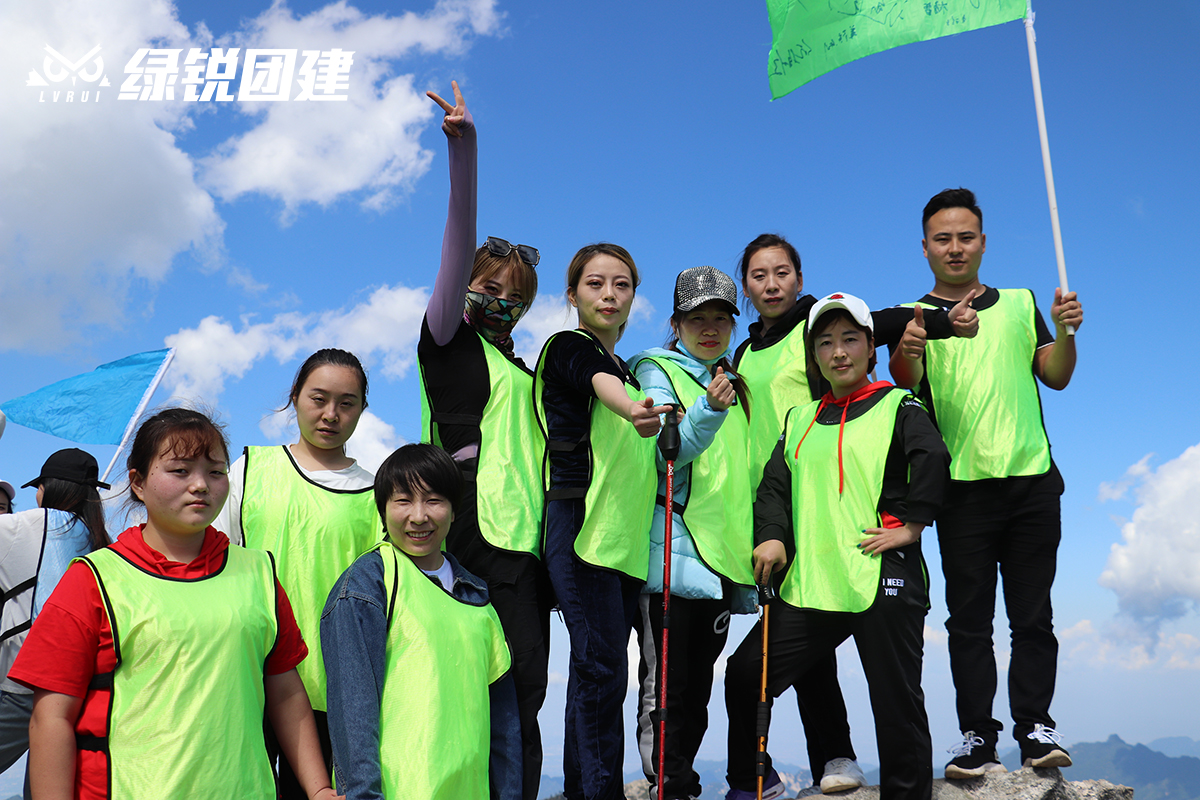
[{"left": 632, "top": 346, "right": 755, "bottom": 613}]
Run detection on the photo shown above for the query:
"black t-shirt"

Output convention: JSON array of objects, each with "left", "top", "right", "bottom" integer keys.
[
  {"left": 539, "top": 330, "right": 634, "bottom": 489},
  {"left": 417, "top": 315, "right": 532, "bottom": 457},
  {"left": 732, "top": 295, "right": 957, "bottom": 400}
]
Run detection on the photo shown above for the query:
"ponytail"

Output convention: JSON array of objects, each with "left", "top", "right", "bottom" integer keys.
[
  {"left": 39, "top": 477, "right": 109, "bottom": 551},
  {"left": 713, "top": 357, "right": 752, "bottom": 422}
]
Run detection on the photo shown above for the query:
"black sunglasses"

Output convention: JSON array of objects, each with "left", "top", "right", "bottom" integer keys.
[{"left": 486, "top": 236, "right": 540, "bottom": 268}]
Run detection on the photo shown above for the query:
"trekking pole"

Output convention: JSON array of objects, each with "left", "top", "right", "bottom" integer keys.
[
  {"left": 756, "top": 582, "right": 775, "bottom": 800},
  {"left": 656, "top": 403, "right": 681, "bottom": 800}
]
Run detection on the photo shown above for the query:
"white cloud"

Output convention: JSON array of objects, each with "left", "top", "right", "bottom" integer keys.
[
  {"left": 0, "top": 0, "right": 220, "bottom": 351},
  {"left": 511, "top": 292, "right": 658, "bottom": 367},
  {"left": 252, "top": 404, "right": 403, "bottom": 475},
  {"left": 259, "top": 408, "right": 296, "bottom": 442},
  {"left": 1056, "top": 617, "right": 1200, "bottom": 671},
  {"left": 200, "top": 0, "right": 502, "bottom": 219},
  {"left": 314, "top": 284, "right": 428, "bottom": 379},
  {"left": 513, "top": 294, "right": 576, "bottom": 366},
  {"left": 165, "top": 282, "right": 429, "bottom": 404},
  {"left": 1098, "top": 444, "right": 1200, "bottom": 636},
  {"left": 1097, "top": 453, "right": 1153, "bottom": 502},
  {"left": 345, "top": 410, "right": 406, "bottom": 474},
  {"left": 1060, "top": 619, "right": 1095, "bottom": 640},
  {"left": 167, "top": 314, "right": 302, "bottom": 400},
  {"left": 0, "top": 0, "right": 500, "bottom": 351}
]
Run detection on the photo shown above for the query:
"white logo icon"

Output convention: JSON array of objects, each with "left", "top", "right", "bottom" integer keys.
[{"left": 27, "top": 45, "right": 110, "bottom": 102}]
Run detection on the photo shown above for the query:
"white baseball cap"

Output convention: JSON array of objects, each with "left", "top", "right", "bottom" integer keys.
[{"left": 807, "top": 292, "right": 873, "bottom": 335}]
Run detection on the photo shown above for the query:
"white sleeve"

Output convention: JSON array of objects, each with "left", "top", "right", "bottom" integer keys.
[{"left": 214, "top": 455, "right": 247, "bottom": 547}]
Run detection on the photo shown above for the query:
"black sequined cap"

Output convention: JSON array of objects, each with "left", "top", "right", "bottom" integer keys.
[{"left": 673, "top": 265, "right": 740, "bottom": 315}]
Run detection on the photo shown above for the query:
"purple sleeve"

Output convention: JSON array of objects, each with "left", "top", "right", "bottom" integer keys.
[{"left": 425, "top": 109, "right": 478, "bottom": 346}]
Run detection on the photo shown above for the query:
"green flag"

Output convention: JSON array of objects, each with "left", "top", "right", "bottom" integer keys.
[{"left": 767, "top": 0, "right": 1026, "bottom": 99}]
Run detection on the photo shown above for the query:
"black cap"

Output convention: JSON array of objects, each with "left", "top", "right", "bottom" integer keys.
[
  {"left": 22, "top": 448, "right": 110, "bottom": 490},
  {"left": 673, "top": 266, "right": 740, "bottom": 316}
]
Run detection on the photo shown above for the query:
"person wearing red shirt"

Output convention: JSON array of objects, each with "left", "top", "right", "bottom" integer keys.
[{"left": 10, "top": 408, "right": 336, "bottom": 800}]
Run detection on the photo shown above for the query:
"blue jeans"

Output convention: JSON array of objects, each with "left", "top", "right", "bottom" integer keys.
[
  {"left": 544, "top": 498, "right": 640, "bottom": 800},
  {"left": 0, "top": 691, "right": 32, "bottom": 800}
]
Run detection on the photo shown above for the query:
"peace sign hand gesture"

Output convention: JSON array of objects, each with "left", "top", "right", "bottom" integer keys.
[{"left": 426, "top": 80, "right": 469, "bottom": 138}]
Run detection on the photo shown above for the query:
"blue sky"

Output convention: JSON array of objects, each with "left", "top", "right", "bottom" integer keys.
[{"left": 3, "top": 0, "right": 1199, "bottom": 789}]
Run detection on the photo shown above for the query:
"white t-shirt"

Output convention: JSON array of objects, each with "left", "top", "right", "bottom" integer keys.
[
  {"left": 421, "top": 556, "right": 456, "bottom": 593},
  {"left": 215, "top": 446, "right": 375, "bottom": 547},
  {"left": 0, "top": 508, "right": 94, "bottom": 694}
]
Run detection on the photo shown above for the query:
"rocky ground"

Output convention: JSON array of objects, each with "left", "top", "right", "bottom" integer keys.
[{"left": 547, "top": 766, "right": 1133, "bottom": 800}]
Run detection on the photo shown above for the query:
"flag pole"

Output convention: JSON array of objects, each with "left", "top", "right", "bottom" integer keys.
[
  {"left": 1024, "top": 2, "right": 1075, "bottom": 335},
  {"left": 101, "top": 348, "right": 175, "bottom": 483}
]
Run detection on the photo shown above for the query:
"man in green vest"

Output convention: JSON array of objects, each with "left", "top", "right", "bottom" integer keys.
[{"left": 890, "top": 187, "right": 1084, "bottom": 779}]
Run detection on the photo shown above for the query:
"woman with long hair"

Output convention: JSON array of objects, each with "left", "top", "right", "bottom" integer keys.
[
  {"left": 213, "top": 346, "right": 378, "bottom": 798},
  {"left": 724, "top": 233, "right": 974, "bottom": 797},
  {"left": 725, "top": 294, "right": 948, "bottom": 800},
  {"left": 534, "top": 242, "right": 670, "bottom": 800},
  {"left": 630, "top": 266, "right": 757, "bottom": 800},
  {"left": 0, "top": 449, "right": 110, "bottom": 794},
  {"left": 14, "top": 409, "right": 335, "bottom": 800}
]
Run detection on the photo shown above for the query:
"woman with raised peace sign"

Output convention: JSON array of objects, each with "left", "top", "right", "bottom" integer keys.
[{"left": 415, "top": 80, "right": 550, "bottom": 800}]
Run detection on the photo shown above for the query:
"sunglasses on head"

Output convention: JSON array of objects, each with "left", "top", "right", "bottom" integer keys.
[{"left": 486, "top": 236, "right": 540, "bottom": 268}]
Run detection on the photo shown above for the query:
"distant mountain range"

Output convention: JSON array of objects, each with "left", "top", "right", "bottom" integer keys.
[
  {"left": 1053, "top": 735, "right": 1200, "bottom": 800},
  {"left": 538, "top": 735, "right": 1200, "bottom": 799},
  {"left": 859, "top": 738, "right": 1200, "bottom": 800},
  {"left": 867, "top": 735, "right": 1200, "bottom": 800}
]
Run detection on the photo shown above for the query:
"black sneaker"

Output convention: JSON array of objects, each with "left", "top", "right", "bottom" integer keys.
[
  {"left": 1022, "top": 725, "right": 1072, "bottom": 769},
  {"left": 945, "top": 731, "right": 1008, "bottom": 779}
]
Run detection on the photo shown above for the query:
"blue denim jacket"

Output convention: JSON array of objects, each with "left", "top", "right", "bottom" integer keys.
[{"left": 320, "top": 548, "right": 522, "bottom": 800}]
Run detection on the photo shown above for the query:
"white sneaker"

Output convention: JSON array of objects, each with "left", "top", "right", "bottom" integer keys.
[{"left": 820, "top": 758, "right": 867, "bottom": 793}]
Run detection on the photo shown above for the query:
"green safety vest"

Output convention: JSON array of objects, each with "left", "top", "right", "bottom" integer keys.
[
  {"left": 918, "top": 289, "right": 1051, "bottom": 481},
  {"left": 242, "top": 445, "right": 380, "bottom": 711},
  {"left": 419, "top": 330, "right": 544, "bottom": 556},
  {"left": 374, "top": 543, "right": 510, "bottom": 800},
  {"left": 736, "top": 317, "right": 812, "bottom": 490},
  {"left": 79, "top": 546, "right": 278, "bottom": 799},
  {"left": 781, "top": 388, "right": 906, "bottom": 613},
  {"left": 631, "top": 356, "right": 755, "bottom": 587},
  {"left": 534, "top": 330, "right": 656, "bottom": 581}
]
